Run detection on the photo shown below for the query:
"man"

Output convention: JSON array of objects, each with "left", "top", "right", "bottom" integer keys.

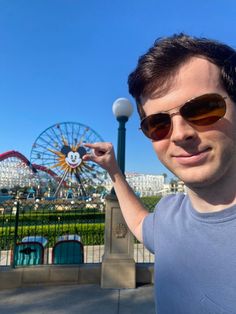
[{"left": 83, "top": 33, "right": 236, "bottom": 313}]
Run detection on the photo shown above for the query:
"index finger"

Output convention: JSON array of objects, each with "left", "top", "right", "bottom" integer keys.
[
  {"left": 83, "top": 142, "right": 102, "bottom": 148},
  {"left": 84, "top": 142, "right": 113, "bottom": 151}
]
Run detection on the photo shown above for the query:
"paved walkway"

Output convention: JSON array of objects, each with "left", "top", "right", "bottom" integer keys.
[{"left": 0, "top": 283, "right": 155, "bottom": 314}]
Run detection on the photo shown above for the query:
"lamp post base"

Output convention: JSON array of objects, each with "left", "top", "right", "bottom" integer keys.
[
  {"left": 101, "top": 194, "right": 136, "bottom": 289},
  {"left": 101, "top": 258, "right": 136, "bottom": 289}
]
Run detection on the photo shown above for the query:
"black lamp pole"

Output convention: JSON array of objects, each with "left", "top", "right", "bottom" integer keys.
[
  {"left": 116, "top": 116, "right": 128, "bottom": 175},
  {"left": 110, "top": 98, "right": 133, "bottom": 196}
]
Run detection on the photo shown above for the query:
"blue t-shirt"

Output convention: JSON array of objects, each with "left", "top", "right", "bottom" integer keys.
[{"left": 143, "top": 193, "right": 236, "bottom": 314}]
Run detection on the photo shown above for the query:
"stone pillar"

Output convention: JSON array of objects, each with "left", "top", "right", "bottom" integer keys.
[{"left": 101, "top": 194, "right": 136, "bottom": 288}]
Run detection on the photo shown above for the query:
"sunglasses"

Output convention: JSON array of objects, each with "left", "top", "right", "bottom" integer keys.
[{"left": 140, "top": 93, "right": 227, "bottom": 141}]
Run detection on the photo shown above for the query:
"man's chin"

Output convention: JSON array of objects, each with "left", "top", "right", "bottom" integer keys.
[
  {"left": 171, "top": 171, "right": 215, "bottom": 188},
  {"left": 181, "top": 176, "right": 217, "bottom": 190}
]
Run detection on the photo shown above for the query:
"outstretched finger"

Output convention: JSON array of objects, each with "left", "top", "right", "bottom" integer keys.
[
  {"left": 85, "top": 142, "right": 113, "bottom": 156},
  {"left": 84, "top": 142, "right": 103, "bottom": 149}
]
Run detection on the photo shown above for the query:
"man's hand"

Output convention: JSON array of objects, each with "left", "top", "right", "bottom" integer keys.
[{"left": 83, "top": 142, "right": 120, "bottom": 175}]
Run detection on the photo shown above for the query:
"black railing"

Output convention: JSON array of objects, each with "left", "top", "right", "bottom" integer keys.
[
  {"left": 0, "top": 199, "right": 105, "bottom": 266},
  {"left": 0, "top": 196, "right": 159, "bottom": 267}
]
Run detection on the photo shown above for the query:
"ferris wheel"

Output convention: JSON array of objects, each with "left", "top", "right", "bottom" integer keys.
[{"left": 30, "top": 122, "right": 107, "bottom": 197}]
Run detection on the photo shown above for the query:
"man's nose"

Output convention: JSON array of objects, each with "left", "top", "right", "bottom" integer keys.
[{"left": 170, "top": 114, "right": 197, "bottom": 143}]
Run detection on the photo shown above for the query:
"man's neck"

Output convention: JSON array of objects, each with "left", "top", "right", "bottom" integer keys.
[{"left": 186, "top": 176, "right": 236, "bottom": 213}]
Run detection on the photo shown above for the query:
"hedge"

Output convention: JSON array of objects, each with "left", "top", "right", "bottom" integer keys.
[
  {"left": 141, "top": 196, "right": 161, "bottom": 211},
  {"left": 0, "top": 223, "right": 105, "bottom": 249},
  {"left": 1, "top": 212, "right": 105, "bottom": 225}
]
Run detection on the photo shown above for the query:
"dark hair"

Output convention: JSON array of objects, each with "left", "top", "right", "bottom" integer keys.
[{"left": 128, "top": 33, "right": 236, "bottom": 119}]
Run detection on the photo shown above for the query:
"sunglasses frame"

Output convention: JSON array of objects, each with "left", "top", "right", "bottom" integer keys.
[{"left": 140, "top": 93, "right": 227, "bottom": 141}]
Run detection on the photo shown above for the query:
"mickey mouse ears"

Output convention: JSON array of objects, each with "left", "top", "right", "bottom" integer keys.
[{"left": 61, "top": 145, "right": 87, "bottom": 157}]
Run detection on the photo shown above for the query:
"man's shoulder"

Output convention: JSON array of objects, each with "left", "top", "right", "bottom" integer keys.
[
  {"left": 152, "top": 193, "right": 189, "bottom": 219},
  {"left": 144, "top": 193, "right": 189, "bottom": 227},
  {"left": 157, "top": 192, "right": 187, "bottom": 209},
  {"left": 142, "top": 193, "right": 189, "bottom": 251}
]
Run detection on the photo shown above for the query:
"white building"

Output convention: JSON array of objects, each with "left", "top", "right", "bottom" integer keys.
[
  {"left": 126, "top": 172, "right": 165, "bottom": 196},
  {"left": 103, "top": 172, "right": 165, "bottom": 197}
]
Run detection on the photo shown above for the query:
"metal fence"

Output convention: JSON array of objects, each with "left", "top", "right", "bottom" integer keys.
[
  {"left": 0, "top": 199, "right": 105, "bottom": 266},
  {"left": 0, "top": 197, "right": 158, "bottom": 267}
]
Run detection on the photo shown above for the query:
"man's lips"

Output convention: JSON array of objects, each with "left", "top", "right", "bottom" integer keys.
[{"left": 172, "top": 148, "right": 211, "bottom": 165}]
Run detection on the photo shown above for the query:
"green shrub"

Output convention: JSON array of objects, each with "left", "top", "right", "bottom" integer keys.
[
  {"left": 0, "top": 223, "right": 105, "bottom": 249},
  {"left": 140, "top": 196, "right": 161, "bottom": 212},
  {"left": 0, "top": 212, "right": 105, "bottom": 226}
]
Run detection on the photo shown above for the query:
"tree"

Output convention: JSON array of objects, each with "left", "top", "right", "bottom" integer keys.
[
  {"left": 162, "top": 173, "right": 167, "bottom": 184},
  {"left": 95, "top": 185, "right": 107, "bottom": 194},
  {"left": 170, "top": 178, "right": 178, "bottom": 193}
]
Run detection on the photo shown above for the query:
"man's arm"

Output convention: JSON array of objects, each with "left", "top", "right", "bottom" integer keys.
[{"left": 83, "top": 142, "right": 149, "bottom": 243}]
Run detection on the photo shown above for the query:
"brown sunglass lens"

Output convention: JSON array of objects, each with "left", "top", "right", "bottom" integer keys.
[
  {"left": 180, "top": 94, "right": 226, "bottom": 126},
  {"left": 141, "top": 113, "right": 171, "bottom": 140}
]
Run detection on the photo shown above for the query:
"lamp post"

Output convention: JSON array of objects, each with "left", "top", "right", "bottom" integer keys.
[
  {"left": 101, "top": 98, "right": 135, "bottom": 289},
  {"left": 112, "top": 98, "right": 133, "bottom": 175}
]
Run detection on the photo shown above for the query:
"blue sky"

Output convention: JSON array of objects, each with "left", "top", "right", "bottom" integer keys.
[{"left": 0, "top": 0, "right": 236, "bottom": 180}]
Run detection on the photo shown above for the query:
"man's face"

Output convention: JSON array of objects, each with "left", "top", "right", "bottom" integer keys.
[{"left": 142, "top": 57, "right": 236, "bottom": 188}]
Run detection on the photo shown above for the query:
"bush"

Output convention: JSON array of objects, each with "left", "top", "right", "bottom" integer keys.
[
  {"left": 0, "top": 223, "right": 105, "bottom": 249},
  {"left": 1, "top": 212, "right": 105, "bottom": 225},
  {"left": 140, "top": 196, "right": 161, "bottom": 212}
]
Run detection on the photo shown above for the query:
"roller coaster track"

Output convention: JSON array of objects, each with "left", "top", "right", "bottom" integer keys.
[{"left": 0, "top": 150, "right": 63, "bottom": 184}]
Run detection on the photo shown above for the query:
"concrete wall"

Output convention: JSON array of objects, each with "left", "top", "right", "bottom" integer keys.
[{"left": 0, "top": 264, "right": 154, "bottom": 290}]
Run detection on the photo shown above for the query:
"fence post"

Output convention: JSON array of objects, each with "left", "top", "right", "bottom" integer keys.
[{"left": 12, "top": 200, "right": 20, "bottom": 268}]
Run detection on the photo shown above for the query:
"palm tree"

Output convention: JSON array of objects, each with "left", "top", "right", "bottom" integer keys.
[{"left": 162, "top": 173, "right": 167, "bottom": 184}]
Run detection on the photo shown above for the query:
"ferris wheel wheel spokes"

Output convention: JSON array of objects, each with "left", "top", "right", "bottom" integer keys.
[{"left": 30, "top": 122, "right": 107, "bottom": 199}]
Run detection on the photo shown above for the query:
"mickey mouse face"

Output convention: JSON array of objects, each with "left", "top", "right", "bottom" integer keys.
[
  {"left": 61, "top": 145, "right": 87, "bottom": 169},
  {"left": 66, "top": 151, "right": 81, "bottom": 168}
]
